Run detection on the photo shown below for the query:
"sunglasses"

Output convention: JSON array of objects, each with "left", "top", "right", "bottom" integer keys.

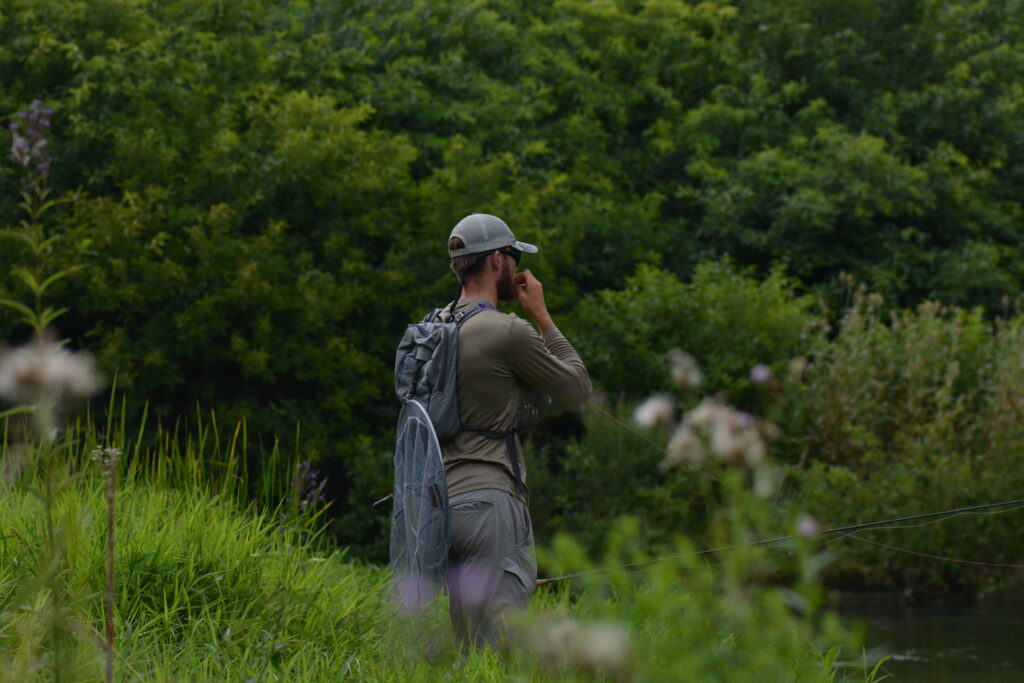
[{"left": 499, "top": 248, "right": 522, "bottom": 265}]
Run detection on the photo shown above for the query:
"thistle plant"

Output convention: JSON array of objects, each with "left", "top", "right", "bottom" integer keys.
[{"left": 0, "top": 100, "right": 104, "bottom": 681}]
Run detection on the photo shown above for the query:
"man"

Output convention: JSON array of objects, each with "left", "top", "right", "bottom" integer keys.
[{"left": 439, "top": 213, "right": 592, "bottom": 647}]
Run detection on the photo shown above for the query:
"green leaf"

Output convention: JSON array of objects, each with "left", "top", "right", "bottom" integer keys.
[
  {"left": 0, "top": 406, "right": 34, "bottom": 420},
  {"left": 14, "top": 269, "right": 42, "bottom": 295},
  {"left": 0, "top": 298, "right": 35, "bottom": 320},
  {"left": 39, "top": 271, "right": 70, "bottom": 295},
  {"left": 38, "top": 307, "right": 69, "bottom": 329}
]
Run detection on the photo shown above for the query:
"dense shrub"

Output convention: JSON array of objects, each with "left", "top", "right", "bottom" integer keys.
[
  {"left": 566, "top": 261, "right": 820, "bottom": 406},
  {"left": 785, "top": 292, "right": 1024, "bottom": 595}
]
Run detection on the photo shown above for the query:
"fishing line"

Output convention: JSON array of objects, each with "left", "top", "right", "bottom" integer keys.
[
  {"left": 585, "top": 398, "right": 724, "bottom": 485},
  {"left": 820, "top": 504, "right": 1024, "bottom": 568},
  {"left": 536, "top": 498, "right": 1024, "bottom": 585},
  {"left": 556, "top": 397, "right": 1024, "bottom": 579},
  {"left": 582, "top": 398, "right": 803, "bottom": 526},
  {"left": 821, "top": 504, "right": 1024, "bottom": 538},
  {"left": 834, "top": 534, "right": 1024, "bottom": 569}
]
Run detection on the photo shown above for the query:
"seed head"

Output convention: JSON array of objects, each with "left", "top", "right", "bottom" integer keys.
[
  {"left": 662, "top": 424, "right": 703, "bottom": 471},
  {"left": 668, "top": 349, "right": 703, "bottom": 390},
  {"left": 632, "top": 395, "right": 674, "bottom": 429},
  {"left": 676, "top": 398, "right": 771, "bottom": 468}
]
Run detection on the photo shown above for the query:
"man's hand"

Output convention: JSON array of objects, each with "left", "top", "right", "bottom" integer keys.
[{"left": 515, "top": 270, "right": 554, "bottom": 334}]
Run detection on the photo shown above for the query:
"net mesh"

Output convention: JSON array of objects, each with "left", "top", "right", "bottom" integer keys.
[{"left": 390, "top": 399, "right": 451, "bottom": 610}]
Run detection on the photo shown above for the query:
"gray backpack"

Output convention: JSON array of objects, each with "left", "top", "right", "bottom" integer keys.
[{"left": 390, "top": 303, "right": 494, "bottom": 609}]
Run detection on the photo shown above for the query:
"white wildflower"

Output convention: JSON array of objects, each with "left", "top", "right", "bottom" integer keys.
[
  {"left": 518, "top": 613, "right": 631, "bottom": 682},
  {"left": 662, "top": 424, "right": 703, "bottom": 470},
  {"left": 683, "top": 399, "right": 772, "bottom": 468},
  {"left": 574, "top": 622, "right": 631, "bottom": 680},
  {"left": 668, "top": 349, "right": 703, "bottom": 390},
  {"left": 708, "top": 416, "right": 742, "bottom": 460},
  {"left": 753, "top": 465, "right": 779, "bottom": 499},
  {"left": 0, "top": 340, "right": 101, "bottom": 404},
  {"left": 683, "top": 397, "right": 721, "bottom": 429},
  {"left": 742, "top": 433, "right": 766, "bottom": 467},
  {"left": 632, "top": 395, "right": 674, "bottom": 429}
]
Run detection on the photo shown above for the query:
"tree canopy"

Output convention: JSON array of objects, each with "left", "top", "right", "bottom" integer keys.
[{"left": 2, "top": 0, "right": 1022, "bottom": 549}]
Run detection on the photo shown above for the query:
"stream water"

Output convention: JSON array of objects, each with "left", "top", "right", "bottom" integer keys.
[{"left": 839, "top": 598, "right": 1024, "bottom": 682}]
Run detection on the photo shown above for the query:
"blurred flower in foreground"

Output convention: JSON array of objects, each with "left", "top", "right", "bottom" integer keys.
[
  {"left": 632, "top": 395, "right": 674, "bottom": 429},
  {"left": 516, "top": 611, "right": 631, "bottom": 681},
  {"left": 668, "top": 348, "right": 702, "bottom": 390},
  {"left": 0, "top": 338, "right": 102, "bottom": 437},
  {"left": 0, "top": 340, "right": 101, "bottom": 405},
  {"left": 797, "top": 515, "right": 822, "bottom": 538},
  {"left": 659, "top": 398, "right": 779, "bottom": 491},
  {"left": 750, "top": 364, "right": 772, "bottom": 385}
]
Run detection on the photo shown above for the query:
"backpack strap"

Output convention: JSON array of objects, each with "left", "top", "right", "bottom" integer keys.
[
  {"left": 430, "top": 299, "right": 525, "bottom": 496},
  {"left": 459, "top": 419, "right": 527, "bottom": 497},
  {"left": 421, "top": 308, "right": 444, "bottom": 323},
  {"left": 429, "top": 300, "right": 495, "bottom": 325}
]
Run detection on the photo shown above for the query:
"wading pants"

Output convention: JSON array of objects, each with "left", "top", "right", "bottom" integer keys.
[{"left": 446, "top": 488, "right": 537, "bottom": 648}]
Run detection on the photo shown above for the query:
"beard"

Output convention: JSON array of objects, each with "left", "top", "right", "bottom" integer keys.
[{"left": 497, "top": 259, "right": 518, "bottom": 302}]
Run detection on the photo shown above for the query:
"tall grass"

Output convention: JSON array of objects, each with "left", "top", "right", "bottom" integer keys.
[
  {"left": 0, "top": 467, "right": 386, "bottom": 679},
  {"left": 72, "top": 396, "right": 299, "bottom": 511},
  {"left": 0, "top": 405, "right": 887, "bottom": 681}
]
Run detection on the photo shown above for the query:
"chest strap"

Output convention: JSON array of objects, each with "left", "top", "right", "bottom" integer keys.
[{"left": 459, "top": 422, "right": 527, "bottom": 497}]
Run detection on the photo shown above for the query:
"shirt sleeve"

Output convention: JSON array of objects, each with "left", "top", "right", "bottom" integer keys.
[{"left": 507, "top": 317, "right": 592, "bottom": 406}]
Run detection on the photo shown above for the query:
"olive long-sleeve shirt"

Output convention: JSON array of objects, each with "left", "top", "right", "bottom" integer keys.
[{"left": 440, "top": 297, "right": 592, "bottom": 502}]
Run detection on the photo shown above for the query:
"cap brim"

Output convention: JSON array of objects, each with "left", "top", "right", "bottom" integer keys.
[{"left": 448, "top": 239, "right": 540, "bottom": 258}]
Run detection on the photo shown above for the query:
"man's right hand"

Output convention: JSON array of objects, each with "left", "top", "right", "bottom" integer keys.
[{"left": 516, "top": 270, "right": 554, "bottom": 334}]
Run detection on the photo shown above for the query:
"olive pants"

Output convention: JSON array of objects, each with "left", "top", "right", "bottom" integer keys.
[{"left": 446, "top": 488, "right": 537, "bottom": 648}]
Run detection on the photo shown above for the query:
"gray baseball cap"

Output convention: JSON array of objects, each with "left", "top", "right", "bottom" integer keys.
[{"left": 448, "top": 214, "right": 539, "bottom": 257}]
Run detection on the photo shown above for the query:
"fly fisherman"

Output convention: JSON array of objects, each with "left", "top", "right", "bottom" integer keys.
[{"left": 441, "top": 213, "right": 592, "bottom": 648}]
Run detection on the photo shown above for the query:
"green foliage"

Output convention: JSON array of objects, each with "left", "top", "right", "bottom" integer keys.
[
  {"left": 568, "top": 261, "right": 819, "bottom": 405},
  {"left": 0, "top": 413, "right": 869, "bottom": 681},
  {"left": 2, "top": 0, "right": 1023, "bottom": 566},
  {"left": 784, "top": 291, "right": 1024, "bottom": 595},
  {"left": 528, "top": 401, "right": 707, "bottom": 557}
]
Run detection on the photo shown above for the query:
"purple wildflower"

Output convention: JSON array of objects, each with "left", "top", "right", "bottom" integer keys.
[
  {"left": 289, "top": 460, "right": 327, "bottom": 514},
  {"left": 750, "top": 364, "right": 772, "bottom": 385},
  {"left": 9, "top": 99, "right": 53, "bottom": 191}
]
